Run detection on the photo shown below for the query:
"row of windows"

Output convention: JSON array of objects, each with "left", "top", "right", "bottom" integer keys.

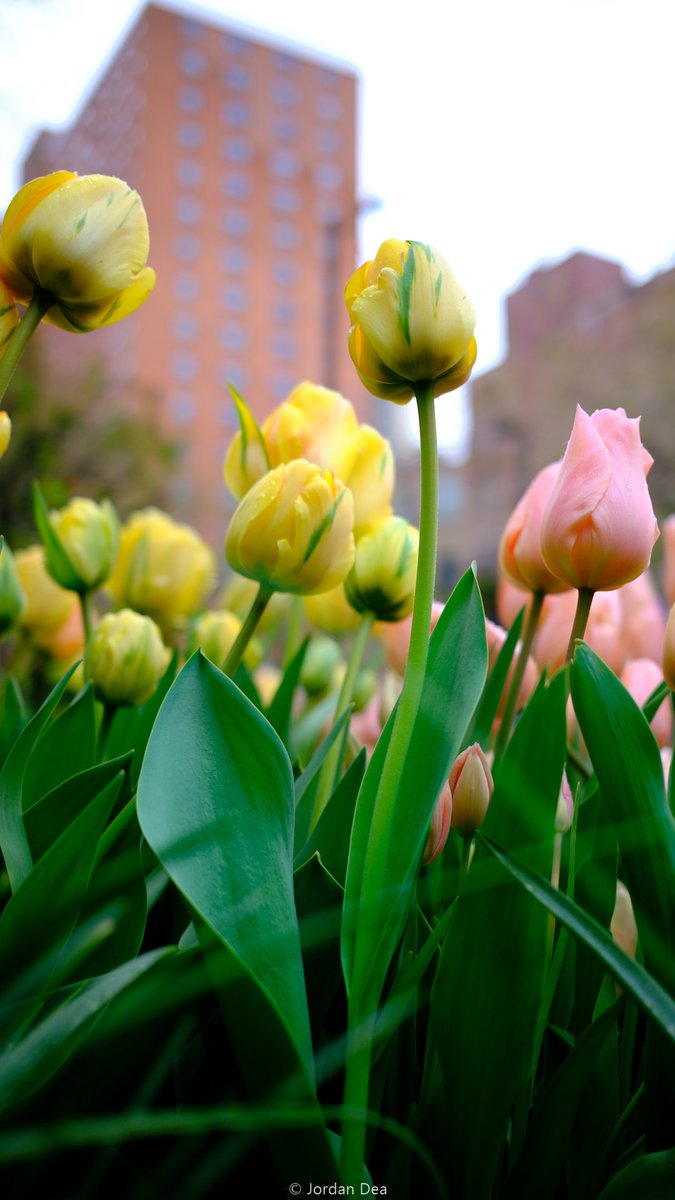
[
  {"left": 178, "top": 20, "right": 342, "bottom": 86},
  {"left": 170, "top": 326, "right": 298, "bottom": 375},
  {"left": 169, "top": 349, "right": 298, "bottom": 402},
  {"left": 173, "top": 275, "right": 299, "bottom": 328},
  {"left": 178, "top": 51, "right": 344, "bottom": 119},
  {"left": 175, "top": 140, "right": 345, "bottom": 189}
]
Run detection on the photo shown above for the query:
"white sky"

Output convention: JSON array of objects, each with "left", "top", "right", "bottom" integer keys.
[{"left": 1, "top": 0, "right": 675, "bottom": 451}]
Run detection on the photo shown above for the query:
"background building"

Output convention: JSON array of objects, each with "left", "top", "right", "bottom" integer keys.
[{"left": 22, "top": 3, "right": 360, "bottom": 543}]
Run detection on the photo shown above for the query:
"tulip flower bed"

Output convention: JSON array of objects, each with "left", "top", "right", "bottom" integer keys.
[{"left": 0, "top": 182, "right": 674, "bottom": 1199}]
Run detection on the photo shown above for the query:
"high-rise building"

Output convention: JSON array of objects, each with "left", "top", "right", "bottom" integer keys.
[{"left": 22, "top": 3, "right": 360, "bottom": 542}]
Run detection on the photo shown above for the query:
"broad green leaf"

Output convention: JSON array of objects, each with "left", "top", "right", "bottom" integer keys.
[
  {"left": 0, "top": 772, "right": 122, "bottom": 1003},
  {"left": 0, "top": 677, "right": 27, "bottom": 767},
  {"left": 295, "top": 747, "right": 366, "bottom": 885},
  {"left": 432, "top": 671, "right": 567, "bottom": 1200},
  {"left": 596, "top": 1148, "right": 675, "bottom": 1200},
  {"left": 0, "top": 665, "right": 77, "bottom": 891},
  {"left": 265, "top": 636, "right": 308, "bottom": 749},
  {"left": 342, "top": 567, "right": 487, "bottom": 1016},
  {"left": 0, "top": 948, "right": 172, "bottom": 1112},
  {"left": 21, "top": 683, "right": 96, "bottom": 810},
  {"left": 480, "top": 836, "right": 675, "bottom": 1042},
  {"left": 571, "top": 645, "right": 675, "bottom": 993},
  {"left": 468, "top": 605, "right": 523, "bottom": 745},
  {"left": 73, "top": 799, "right": 147, "bottom": 977},
  {"left": 294, "top": 854, "right": 343, "bottom": 1037},
  {"left": 293, "top": 705, "right": 352, "bottom": 807},
  {"left": 137, "top": 652, "right": 313, "bottom": 1078},
  {"left": 24, "top": 753, "right": 133, "bottom": 861}
]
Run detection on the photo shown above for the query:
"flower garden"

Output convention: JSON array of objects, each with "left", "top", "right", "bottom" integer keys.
[{"left": 0, "top": 173, "right": 674, "bottom": 1198}]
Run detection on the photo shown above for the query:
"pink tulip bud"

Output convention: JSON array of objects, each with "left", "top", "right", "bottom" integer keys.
[
  {"left": 449, "top": 743, "right": 494, "bottom": 839},
  {"left": 555, "top": 772, "right": 575, "bottom": 835},
  {"left": 540, "top": 406, "right": 659, "bottom": 591},
  {"left": 499, "top": 461, "right": 571, "bottom": 594},
  {"left": 618, "top": 571, "right": 667, "bottom": 664},
  {"left": 620, "top": 658, "right": 672, "bottom": 748},
  {"left": 423, "top": 782, "right": 453, "bottom": 865},
  {"left": 611, "top": 881, "right": 638, "bottom": 961}
]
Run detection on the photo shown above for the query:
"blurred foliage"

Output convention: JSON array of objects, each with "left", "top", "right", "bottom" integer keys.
[{"left": 0, "top": 347, "right": 178, "bottom": 547}]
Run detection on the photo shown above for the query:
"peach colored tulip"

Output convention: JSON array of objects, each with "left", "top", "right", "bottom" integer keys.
[
  {"left": 495, "top": 572, "right": 532, "bottom": 629},
  {"left": 499, "top": 461, "right": 571, "bottom": 594},
  {"left": 485, "top": 618, "right": 538, "bottom": 717},
  {"left": 618, "top": 572, "right": 667, "bottom": 664},
  {"left": 449, "top": 743, "right": 494, "bottom": 839},
  {"left": 540, "top": 406, "right": 659, "bottom": 591},
  {"left": 533, "top": 590, "right": 625, "bottom": 674},
  {"left": 378, "top": 600, "right": 444, "bottom": 676},
  {"left": 620, "top": 658, "right": 671, "bottom": 748},
  {"left": 423, "top": 782, "right": 453, "bottom": 865},
  {"left": 663, "top": 515, "right": 675, "bottom": 607}
]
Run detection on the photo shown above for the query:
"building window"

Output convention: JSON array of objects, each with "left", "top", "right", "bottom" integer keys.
[
  {"left": 180, "top": 17, "right": 204, "bottom": 39},
  {"left": 223, "top": 34, "right": 250, "bottom": 57},
  {"left": 221, "top": 210, "right": 251, "bottom": 237},
  {"left": 223, "top": 64, "right": 251, "bottom": 90},
  {"left": 172, "top": 351, "right": 198, "bottom": 381},
  {"left": 271, "top": 331, "right": 297, "bottom": 360},
  {"left": 272, "top": 116, "right": 299, "bottom": 141},
  {"left": 315, "top": 162, "right": 343, "bottom": 190},
  {"left": 171, "top": 392, "right": 197, "bottom": 423},
  {"left": 219, "top": 284, "right": 249, "bottom": 312},
  {"left": 174, "top": 233, "right": 201, "bottom": 262},
  {"left": 219, "top": 363, "right": 250, "bottom": 392},
  {"left": 175, "top": 195, "right": 202, "bottom": 223},
  {"left": 179, "top": 85, "right": 203, "bottom": 112},
  {"left": 271, "top": 223, "right": 300, "bottom": 250},
  {"left": 176, "top": 159, "right": 202, "bottom": 186},
  {"left": 220, "top": 172, "right": 251, "bottom": 200},
  {"left": 271, "top": 186, "right": 300, "bottom": 214},
  {"left": 316, "top": 93, "right": 343, "bottom": 120},
  {"left": 173, "top": 273, "right": 199, "bottom": 301},
  {"left": 316, "top": 129, "right": 342, "bottom": 154},
  {"left": 271, "top": 373, "right": 296, "bottom": 399},
  {"left": 179, "top": 49, "right": 206, "bottom": 77},
  {"left": 178, "top": 121, "right": 203, "bottom": 149},
  {"left": 269, "top": 149, "right": 300, "bottom": 179},
  {"left": 272, "top": 298, "right": 298, "bottom": 323},
  {"left": 220, "top": 246, "right": 250, "bottom": 274},
  {"left": 274, "top": 51, "right": 298, "bottom": 73},
  {"left": 219, "top": 324, "right": 249, "bottom": 351},
  {"left": 271, "top": 260, "right": 298, "bottom": 286},
  {"left": 173, "top": 312, "right": 199, "bottom": 340},
  {"left": 271, "top": 80, "right": 300, "bottom": 106},
  {"left": 222, "top": 100, "right": 250, "bottom": 126},
  {"left": 223, "top": 136, "right": 253, "bottom": 164}
]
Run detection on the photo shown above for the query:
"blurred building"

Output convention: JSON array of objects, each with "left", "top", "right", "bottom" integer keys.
[
  {"left": 22, "top": 3, "right": 360, "bottom": 543},
  {"left": 396, "top": 251, "right": 675, "bottom": 600}
]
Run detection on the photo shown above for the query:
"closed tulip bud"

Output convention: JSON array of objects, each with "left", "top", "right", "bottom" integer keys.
[
  {"left": 300, "top": 636, "right": 342, "bottom": 695},
  {"left": 555, "top": 773, "right": 575, "bottom": 835},
  {"left": 352, "top": 666, "right": 378, "bottom": 712},
  {"left": 618, "top": 572, "right": 666, "bottom": 664},
  {"left": 304, "top": 582, "right": 361, "bottom": 635},
  {"left": 540, "top": 406, "right": 659, "bottom": 591},
  {"left": 423, "top": 782, "right": 453, "bottom": 865},
  {"left": 0, "top": 279, "right": 19, "bottom": 359},
  {"left": 0, "top": 172, "right": 155, "bottom": 331},
  {"left": 621, "top": 657, "right": 672, "bottom": 748},
  {"left": 14, "top": 545, "right": 73, "bottom": 635},
  {"left": 225, "top": 459, "right": 354, "bottom": 596},
  {"left": 449, "top": 743, "right": 494, "bottom": 839},
  {"left": 263, "top": 382, "right": 360, "bottom": 485},
  {"left": 345, "top": 239, "right": 477, "bottom": 402},
  {"left": 86, "top": 609, "right": 170, "bottom": 707},
  {"left": 43, "top": 496, "right": 119, "bottom": 592},
  {"left": 343, "top": 424, "right": 395, "bottom": 538},
  {"left": 106, "top": 508, "right": 216, "bottom": 628},
  {"left": 345, "top": 516, "right": 418, "bottom": 622},
  {"left": 499, "top": 461, "right": 570, "bottom": 594},
  {"left": 611, "top": 881, "right": 638, "bottom": 961},
  {"left": 0, "top": 543, "right": 25, "bottom": 633},
  {"left": 0, "top": 411, "right": 11, "bottom": 458},
  {"left": 189, "top": 609, "right": 261, "bottom": 672}
]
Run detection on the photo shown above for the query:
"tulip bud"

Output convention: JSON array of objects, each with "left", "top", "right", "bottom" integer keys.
[
  {"left": 86, "top": 609, "right": 170, "bottom": 706},
  {"left": 345, "top": 239, "right": 477, "bottom": 402},
  {"left": 300, "top": 636, "right": 342, "bottom": 695},
  {"left": 620, "top": 657, "right": 672, "bottom": 748},
  {"left": 343, "top": 424, "right": 395, "bottom": 538},
  {"left": 540, "top": 406, "right": 659, "bottom": 591},
  {"left": 189, "top": 609, "right": 261, "bottom": 672},
  {"left": 423, "top": 782, "right": 453, "bottom": 865},
  {"left": 0, "top": 543, "right": 25, "bottom": 633},
  {"left": 40, "top": 495, "right": 119, "bottom": 593},
  {"left": 0, "top": 172, "right": 155, "bottom": 331},
  {"left": 345, "top": 516, "right": 418, "bottom": 622},
  {"left": 14, "top": 545, "right": 74, "bottom": 636},
  {"left": 106, "top": 507, "right": 215, "bottom": 628},
  {"left": 304, "top": 582, "right": 361, "bottom": 636},
  {"left": 0, "top": 411, "right": 11, "bottom": 458},
  {"left": 352, "top": 666, "right": 378, "bottom": 712},
  {"left": 225, "top": 459, "right": 354, "bottom": 596},
  {"left": 499, "top": 461, "right": 570, "bottom": 594},
  {"left": 449, "top": 743, "right": 494, "bottom": 839},
  {"left": 610, "top": 881, "right": 638, "bottom": 961},
  {"left": 555, "top": 773, "right": 575, "bottom": 835}
]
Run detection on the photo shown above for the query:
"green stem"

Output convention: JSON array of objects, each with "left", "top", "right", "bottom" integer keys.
[
  {"left": 565, "top": 587, "right": 595, "bottom": 663},
  {"left": 79, "top": 591, "right": 93, "bottom": 646},
  {"left": 222, "top": 582, "right": 273, "bottom": 677},
  {"left": 340, "top": 381, "right": 438, "bottom": 1186},
  {"left": 493, "top": 589, "right": 545, "bottom": 763},
  {"left": 0, "top": 290, "right": 54, "bottom": 407},
  {"left": 459, "top": 836, "right": 473, "bottom": 885},
  {"left": 310, "top": 611, "right": 374, "bottom": 830},
  {"left": 283, "top": 595, "right": 303, "bottom": 669}
]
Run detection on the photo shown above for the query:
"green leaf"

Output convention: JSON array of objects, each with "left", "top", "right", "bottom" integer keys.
[
  {"left": 596, "top": 1148, "right": 675, "bottom": 1200},
  {"left": 0, "top": 665, "right": 78, "bottom": 891},
  {"left": 0, "top": 772, "right": 122, "bottom": 1004},
  {"left": 228, "top": 380, "right": 270, "bottom": 471},
  {"left": 21, "top": 683, "right": 96, "bottom": 810},
  {"left": 0, "top": 677, "right": 27, "bottom": 767},
  {"left": 431, "top": 670, "right": 567, "bottom": 1200},
  {"left": 265, "top": 636, "right": 308, "bottom": 749},
  {"left": 0, "top": 948, "right": 173, "bottom": 1112},
  {"left": 295, "top": 747, "right": 366, "bottom": 886},
  {"left": 294, "top": 854, "right": 344, "bottom": 1037},
  {"left": 342, "top": 567, "right": 487, "bottom": 1014},
  {"left": 293, "top": 705, "right": 352, "bottom": 808},
  {"left": 102, "top": 651, "right": 177, "bottom": 786},
  {"left": 23, "top": 753, "right": 133, "bottom": 862},
  {"left": 32, "top": 480, "right": 82, "bottom": 592}
]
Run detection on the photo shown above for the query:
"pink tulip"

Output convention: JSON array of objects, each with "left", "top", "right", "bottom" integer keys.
[
  {"left": 449, "top": 743, "right": 494, "bottom": 839},
  {"left": 620, "top": 657, "right": 672, "bottom": 748},
  {"left": 533, "top": 589, "right": 624, "bottom": 674},
  {"left": 499, "top": 461, "right": 571, "bottom": 593},
  {"left": 618, "top": 572, "right": 667, "bottom": 664},
  {"left": 423, "top": 782, "right": 453, "bottom": 865},
  {"left": 495, "top": 573, "right": 531, "bottom": 628},
  {"left": 540, "top": 406, "right": 659, "bottom": 591}
]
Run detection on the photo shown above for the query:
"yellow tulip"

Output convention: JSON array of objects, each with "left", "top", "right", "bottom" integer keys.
[
  {"left": 0, "top": 172, "right": 155, "bottom": 332},
  {"left": 263, "top": 382, "right": 360, "bottom": 482},
  {"left": 0, "top": 278, "right": 19, "bottom": 360},
  {"left": 343, "top": 423, "right": 395, "bottom": 538},
  {"left": 44, "top": 496, "right": 119, "bottom": 592},
  {"left": 345, "top": 239, "right": 477, "bottom": 402},
  {"left": 106, "top": 508, "right": 215, "bottom": 628},
  {"left": 189, "top": 609, "right": 261, "bottom": 671},
  {"left": 225, "top": 459, "right": 355, "bottom": 595},
  {"left": 14, "top": 545, "right": 74, "bottom": 634},
  {"left": 345, "top": 515, "right": 419, "bottom": 621},
  {"left": 303, "top": 582, "right": 361, "bottom": 635},
  {"left": 86, "top": 609, "right": 170, "bottom": 707},
  {"left": 0, "top": 411, "right": 11, "bottom": 459}
]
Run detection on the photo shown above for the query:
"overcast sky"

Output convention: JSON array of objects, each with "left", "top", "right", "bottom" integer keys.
[{"left": 1, "top": 0, "right": 674, "bottom": 448}]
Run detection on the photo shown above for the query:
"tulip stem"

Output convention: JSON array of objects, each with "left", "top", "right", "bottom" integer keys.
[
  {"left": 0, "top": 290, "right": 54, "bottom": 407},
  {"left": 283, "top": 596, "right": 304, "bottom": 668},
  {"left": 565, "top": 587, "right": 595, "bottom": 663},
  {"left": 79, "top": 591, "right": 93, "bottom": 648},
  {"left": 222, "top": 582, "right": 273, "bottom": 678},
  {"left": 493, "top": 590, "right": 545, "bottom": 763},
  {"left": 340, "top": 381, "right": 438, "bottom": 1186},
  {"left": 310, "top": 611, "right": 374, "bottom": 831}
]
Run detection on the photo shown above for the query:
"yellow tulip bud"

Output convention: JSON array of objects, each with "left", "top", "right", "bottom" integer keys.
[
  {"left": 253, "top": 663, "right": 282, "bottom": 708},
  {"left": 86, "top": 609, "right": 170, "bottom": 707},
  {"left": 0, "top": 172, "right": 155, "bottom": 332},
  {"left": 344, "top": 424, "right": 395, "bottom": 539},
  {"left": 345, "top": 240, "right": 477, "bottom": 403},
  {"left": 14, "top": 545, "right": 74, "bottom": 635},
  {"left": 43, "top": 496, "right": 119, "bottom": 592},
  {"left": 303, "top": 582, "right": 361, "bottom": 635},
  {"left": 0, "top": 543, "right": 25, "bottom": 633},
  {"left": 225, "top": 459, "right": 354, "bottom": 596},
  {"left": 189, "top": 609, "right": 261, "bottom": 671},
  {"left": 345, "top": 516, "right": 419, "bottom": 622},
  {"left": 105, "top": 508, "right": 216, "bottom": 628},
  {"left": 0, "top": 411, "right": 11, "bottom": 459},
  {"left": 0, "top": 278, "right": 19, "bottom": 360},
  {"left": 300, "top": 636, "right": 342, "bottom": 695}
]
